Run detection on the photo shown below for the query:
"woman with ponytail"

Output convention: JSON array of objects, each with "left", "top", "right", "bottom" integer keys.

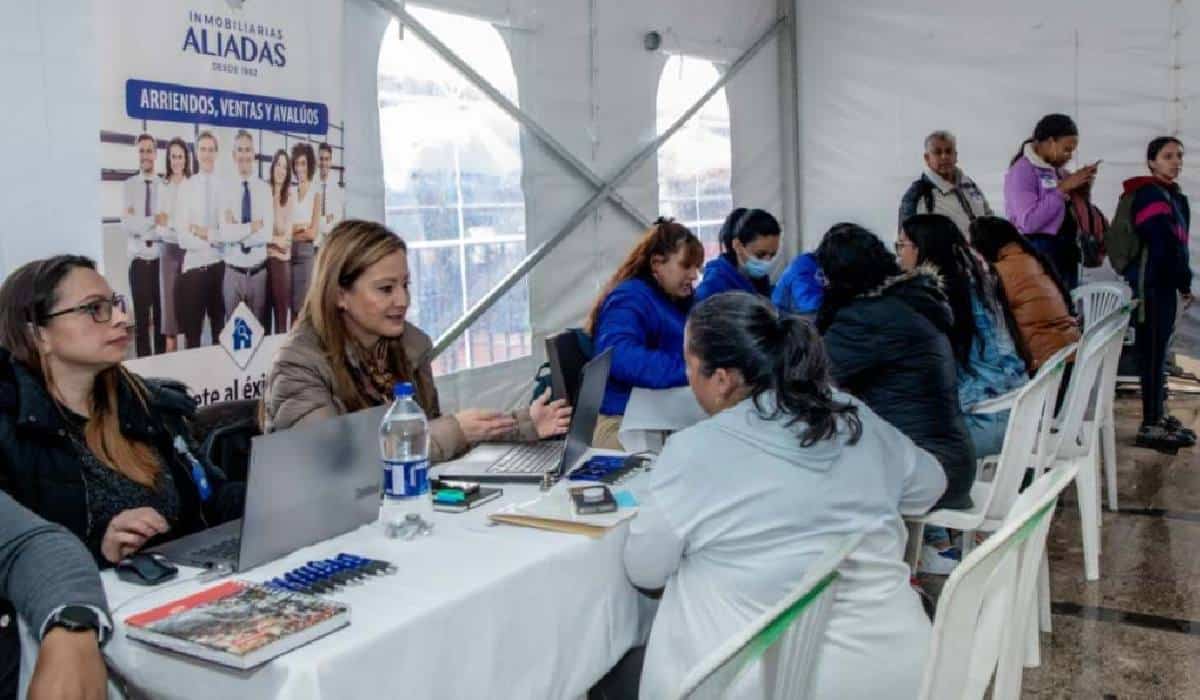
[
  {"left": 621, "top": 292, "right": 945, "bottom": 699},
  {"left": 693, "top": 207, "right": 781, "bottom": 302},
  {"left": 587, "top": 218, "right": 704, "bottom": 448},
  {"left": 0, "top": 255, "right": 243, "bottom": 565},
  {"left": 1003, "top": 113, "right": 1098, "bottom": 289}
]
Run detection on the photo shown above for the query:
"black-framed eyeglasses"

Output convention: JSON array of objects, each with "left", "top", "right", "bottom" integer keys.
[
  {"left": 41, "top": 294, "right": 127, "bottom": 324},
  {"left": 894, "top": 240, "right": 913, "bottom": 253}
]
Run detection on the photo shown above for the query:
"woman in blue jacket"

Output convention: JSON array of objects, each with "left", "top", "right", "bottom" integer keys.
[
  {"left": 693, "top": 208, "right": 780, "bottom": 303},
  {"left": 587, "top": 218, "right": 704, "bottom": 449}
]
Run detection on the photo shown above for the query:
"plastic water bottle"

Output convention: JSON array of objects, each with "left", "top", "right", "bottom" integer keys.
[{"left": 379, "top": 382, "right": 432, "bottom": 529}]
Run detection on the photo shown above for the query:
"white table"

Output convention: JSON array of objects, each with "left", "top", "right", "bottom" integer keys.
[{"left": 87, "top": 479, "right": 649, "bottom": 700}]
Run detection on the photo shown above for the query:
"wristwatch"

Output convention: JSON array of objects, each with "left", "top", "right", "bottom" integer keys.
[{"left": 44, "top": 605, "right": 111, "bottom": 648}]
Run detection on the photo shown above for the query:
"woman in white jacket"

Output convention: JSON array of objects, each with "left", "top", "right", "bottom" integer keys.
[{"left": 623, "top": 291, "right": 947, "bottom": 699}]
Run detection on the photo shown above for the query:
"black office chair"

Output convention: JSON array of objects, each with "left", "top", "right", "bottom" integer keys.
[
  {"left": 190, "top": 399, "right": 261, "bottom": 483},
  {"left": 544, "top": 329, "right": 593, "bottom": 406}
]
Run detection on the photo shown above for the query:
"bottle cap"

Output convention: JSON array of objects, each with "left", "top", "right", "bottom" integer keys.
[{"left": 393, "top": 382, "right": 415, "bottom": 399}]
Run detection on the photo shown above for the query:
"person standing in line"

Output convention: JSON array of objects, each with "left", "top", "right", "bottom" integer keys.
[
  {"left": 899, "top": 130, "right": 993, "bottom": 236},
  {"left": 1004, "top": 114, "right": 1098, "bottom": 290},
  {"left": 178, "top": 131, "right": 226, "bottom": 349},
  {"left": 290, "top": 143, "right": 322, "bottom": 318},
  {"left": 266, "top": 149, "right": 293, "bottom": 334},
  {"left": 217, "top": 131, "right": 272, "bottom": 326},
  {"left": 693, "top": 207, "right": 781, "bottom": 303},
  {"left": 156, "top": 138, "right": 191, "bottom": 353},
  {"left": 316, "top": 142, "right": 344, "bottom": 249},
  {"left": 120, "top": 133, "right": 164, "bottom": 357},
  {"left": 1122, "top": 136, "right": 1196, "bottom": 451}
]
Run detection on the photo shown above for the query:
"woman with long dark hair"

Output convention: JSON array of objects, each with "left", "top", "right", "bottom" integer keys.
[
  {"left": 587, "top": 218, "right": 704, "bottom": 448},
  {"left": 1003, "top": 113, "right": 1098, "bottom": 289},
  {"left": 1120, "top": 136, "right": 1196, "bottom": 450},
  {"left": 266, "top": 149, "right": 293, "bottom": 333},
  {"left": 693, "top": 207, "right": 780, "bottom": 302},
  {"left": 157, "top": 137, "right": 191, "bottom": 352},
  {"left": 623, "top": 292, "right": 945, "bottom": 698},
  {"left": 0, "top": 256, "right": 241, "bottom": 564},
  {"left": 264, "top": 220, "right": 570, "bottom": 460},
  {"left": 898, "top": 214, "right": 1028, "bottom": 459},
  {"left": 969, "top": 216, "right": 1080, "bottom": 373},
  {"left": 816, "top": 223, "right": 973, "bottom": 574}
]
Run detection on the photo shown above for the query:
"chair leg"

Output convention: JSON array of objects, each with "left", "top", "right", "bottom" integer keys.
[
  {"left": 1102, "top": 420, "right": 1119, "bottom": 512},
  {"left": 1024, "top": 597, "right": 1041, "bottom": 669},
  {"left": 1038, "top": 553, "right": 1052, "bottom": 634},
  {"left": 1075, "top": 456, "right": 1102, "bottom": 581},
  {"left": 959, "top": 530, "right": 976, "bottom": 558},
  {"left": 904, "top": 520, "right": 925, "bottom": 573}
]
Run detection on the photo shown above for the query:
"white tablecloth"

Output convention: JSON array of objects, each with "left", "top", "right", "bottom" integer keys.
[
  {"left": 84, "top": 478, "right": 648, "bottom": 700},
  {"left": 618, "top": 387, "right": 707, "bottom": 453}
]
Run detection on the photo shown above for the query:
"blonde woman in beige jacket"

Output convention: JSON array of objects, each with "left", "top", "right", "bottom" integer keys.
[{"left": 263, "top": 220, "right": 570, "bottom": 463}]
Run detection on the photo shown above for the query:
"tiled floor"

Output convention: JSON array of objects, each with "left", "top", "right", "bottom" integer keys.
[
  {"left": 954, "top": 368, "right": 1200, "bottom": 699},
  {"left": 917, "top": 369, "right": 1200, "bottom": 699}
]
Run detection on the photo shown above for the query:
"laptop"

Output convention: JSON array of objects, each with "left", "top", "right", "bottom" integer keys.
[
  {"left": 439, "top": 349, "right": 612, "bottom": 484},
  {"left": 152, "top": 405, "right": 385, "bottom": 572}
]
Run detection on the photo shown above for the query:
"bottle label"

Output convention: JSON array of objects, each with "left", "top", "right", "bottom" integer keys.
[{"left": 382, "top": 458, "right": 430, "bottom": 498}]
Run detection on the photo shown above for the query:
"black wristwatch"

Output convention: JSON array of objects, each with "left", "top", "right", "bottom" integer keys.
[{"left": 44, "top": 605, "right": 110, "bottom": 648}]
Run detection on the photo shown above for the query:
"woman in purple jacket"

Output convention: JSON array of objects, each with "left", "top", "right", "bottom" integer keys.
[{"left": 1003, "top": 114, "right": 1099, "bottom": 289}]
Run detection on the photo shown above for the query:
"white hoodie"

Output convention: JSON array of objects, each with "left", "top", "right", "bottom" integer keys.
[{"left": 625, "top": 391, "right": 946, "bottom": 699}]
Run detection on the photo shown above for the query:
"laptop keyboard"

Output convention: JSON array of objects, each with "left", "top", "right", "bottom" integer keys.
[
  {"left": 192, "top": 537, "right": 240, "bottom": 562},
  {"left": 488, "top": 443, "right": 563, "bottom": 474}
]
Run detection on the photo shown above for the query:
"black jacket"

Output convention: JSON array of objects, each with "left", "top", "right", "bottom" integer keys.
[
  {"left": 0, "top": 350, "right": 243, "bottom": 565},
  {"left": 821, "top": 268, "right": 976, "bottom": 510}
]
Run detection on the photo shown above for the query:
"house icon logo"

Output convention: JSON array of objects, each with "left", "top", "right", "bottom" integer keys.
[{"left": 219, "top": 302, "right": 265, "bottom": 370}]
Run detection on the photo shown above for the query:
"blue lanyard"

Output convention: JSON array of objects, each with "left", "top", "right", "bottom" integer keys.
[{"left": 173, "top": 436, "right": 212, "bottom": 502}]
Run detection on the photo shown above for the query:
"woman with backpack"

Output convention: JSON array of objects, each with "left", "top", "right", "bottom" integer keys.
[
  {"left": 1117, "top": 137, "right": 1196, "bottom": 451},
  {"left": 1004, "top": 114, "right": 1099, "bottom": 290},
  {"left": 693, "top": 208, "right": 781, "bottom": 303}
]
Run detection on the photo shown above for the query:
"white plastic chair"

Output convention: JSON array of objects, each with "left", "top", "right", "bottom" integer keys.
[
  {"left": 907, "top": 348, "right": 1068, "bottom": 567},
  {"left": 671, "top": 533, "right": 864, "bottom": 700},
  {"left": 1093, "top": 304, "right": 1132, "bottom": 512},
  {"left": 1071, "top": 282, "right": 1131, "bottom": 334},
  {"left": 1040, "top": 308, "right": 1129, "bottom": 581},
  {"left": 917, "top": 464, "right": 1079, "bottom": 700}
]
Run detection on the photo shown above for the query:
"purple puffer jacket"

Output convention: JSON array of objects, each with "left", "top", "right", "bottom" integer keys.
[{"left": 1004, "top": 154, "right": 1067, "bottom": 236}]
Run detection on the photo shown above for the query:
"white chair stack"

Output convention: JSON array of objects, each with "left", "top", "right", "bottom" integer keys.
[
  {"left": 671, "top": 533, "right": 863, "bottom": 700},
  {"left": 917, "top": 464, "right": 1079, "bottom": 700}
]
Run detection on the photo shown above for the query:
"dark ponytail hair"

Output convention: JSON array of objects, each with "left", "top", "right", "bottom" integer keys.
[
  {"left": 1010, "top": 113, "right": 1079, "bottom": 166},
  {"left": 1147, "top": 136, "right": 1183, "bottom": 164},
  {"left": 687, "top": 292, "right": 861, "bottom": 447}
]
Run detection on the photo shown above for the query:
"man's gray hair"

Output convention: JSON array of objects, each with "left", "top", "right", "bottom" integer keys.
[{"left": 924, "top": 130, "right": 956, "bottom": 151}]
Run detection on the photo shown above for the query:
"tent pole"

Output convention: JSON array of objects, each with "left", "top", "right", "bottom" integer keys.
[
  {"left": 368, "top": 0, "right": 652, "bottom": 230},
  {"left": 776, "top": 0, "right": 802, "bottom": 254},
  {"left": 426, "top": 15, "right": 787, "bottom": 361}
]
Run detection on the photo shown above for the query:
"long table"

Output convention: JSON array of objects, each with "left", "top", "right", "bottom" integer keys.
[{"left": 77, "top": 479, "right": 648, "bottom": 699}]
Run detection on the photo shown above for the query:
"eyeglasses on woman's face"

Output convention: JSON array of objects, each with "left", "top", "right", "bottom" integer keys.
[{"left": 42, "top": 294, "right": 127, "bottom": 324}]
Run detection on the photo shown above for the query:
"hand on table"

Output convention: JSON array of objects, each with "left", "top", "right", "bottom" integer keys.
[{"left": 101, "top": 507, "right": 169, "bottom": 564}]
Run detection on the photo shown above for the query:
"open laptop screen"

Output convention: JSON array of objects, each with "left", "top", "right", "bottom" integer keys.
[{"left": 554, "top": 348, "right": 612, "bottom": 477}]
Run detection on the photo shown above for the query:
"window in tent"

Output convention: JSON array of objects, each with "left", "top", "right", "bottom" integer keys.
[
  {"left": 656, "top": 55, "right": 733, "bottom": 262},
  {"left": 377, "top": 8, "right": 531, "bottom": 376}
]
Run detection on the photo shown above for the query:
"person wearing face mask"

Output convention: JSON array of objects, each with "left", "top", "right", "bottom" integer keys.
[
  {"left": 1004, "top": 114, "right": 1098, "bottom": 290},
  {"left": 263, "top": 220, "right": 572, "bottom": 462},
  {"left": 0, "top": 256, "right": 243, "bottom": 566},
  {"left": 1120, "top": 137, "right": 1196, "bottom": 451},
  {"left": 693, "top": 207, "right": 781, "bottom": 303},
  {"left": 587, "top": 218, "right": 705, "bottom": 450},
  {"left": 899, "top": 130, "right": 993, "bottom": 237}
]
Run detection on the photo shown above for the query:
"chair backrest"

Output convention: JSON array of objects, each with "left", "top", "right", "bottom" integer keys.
[
  {"left": 545, "top": 329, "right": 592, "bottom": 405},
  {"left": 1048, "top": 309, "right": 1128, "bottom": 461},
  {"left": 673, "top": 533, "right": 864, "bottom": 700},
  {"left": 192, "top": 398, "right": 261, "bottom": 482},
  {"left": 918, "top": 465, "right": 1078, "bottom": 700},
  {"left": 1071, "top": 282, "right": 1131, "bottom": 335},
  {"left": 981, "top": 352, "right": 1068, "bottom": 523}
]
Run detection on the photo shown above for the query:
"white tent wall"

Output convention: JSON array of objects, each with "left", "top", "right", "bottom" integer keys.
[
  {"left": 794, "top": 0, "right": 1199, "bottom": 349},
  {"left": 0, "top": 0, "right": 103, "bottom": 276},
  {"left": 354, "top": 0, "right": 789, "bottom": 412}
]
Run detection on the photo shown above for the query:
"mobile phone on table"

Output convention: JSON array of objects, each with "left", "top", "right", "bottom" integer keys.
[{"left": 569, "top": 485, "right": 618, "bottom": 515}]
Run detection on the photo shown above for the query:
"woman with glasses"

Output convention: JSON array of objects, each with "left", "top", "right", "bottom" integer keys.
[{"left": 0, "top": 255, "right": 243, "bottom": 565}]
